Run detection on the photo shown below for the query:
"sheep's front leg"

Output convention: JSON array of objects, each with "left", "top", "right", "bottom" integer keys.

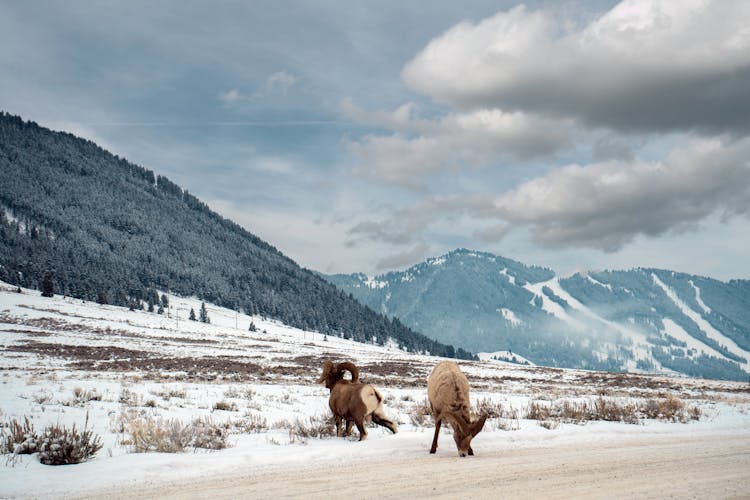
[{"left": 429, "top": 418, "right": 441, "bottom": 454}]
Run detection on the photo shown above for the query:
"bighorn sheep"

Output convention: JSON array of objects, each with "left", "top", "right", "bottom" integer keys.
[
  {"left": 427, "top": 360, "right": 488, "bottom": 457},
  {"left": 317, "top": 360, "right": 398, "bottom": 441}
]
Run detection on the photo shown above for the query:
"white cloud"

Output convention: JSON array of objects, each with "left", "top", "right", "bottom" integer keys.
[
  {"left": 402, "top": 0, "right": 750, "bottom": 133},
  {"left": 220, "top": 88, "right": 243, "bottom": 104},
  {"left": 343, "top": 101, "right": 573, "bottom": 188},
  {"left": 491, "top": 135, "right": 750, "bottom": 250},
  {"left": 259, "top": 71, "right": 297, "bottom": 96}
]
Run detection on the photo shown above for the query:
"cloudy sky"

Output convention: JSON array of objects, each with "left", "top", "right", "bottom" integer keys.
[{"left": 2, "top": 0, "right": 749, "bottom": 279}]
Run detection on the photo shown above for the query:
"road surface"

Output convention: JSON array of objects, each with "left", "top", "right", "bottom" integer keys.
[{"left": 81, "top": 434, "right": 749, "bottom": 499}]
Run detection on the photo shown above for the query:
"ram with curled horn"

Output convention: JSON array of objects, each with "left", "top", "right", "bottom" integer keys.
[{"left": 317, "top": 360, "right": 398, "bottom": 441}]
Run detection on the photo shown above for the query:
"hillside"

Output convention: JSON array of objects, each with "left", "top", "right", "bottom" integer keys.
[
  {"left": 0, "top": 112, "right": 470, "bottom": 359},
  {"left": 326, "top": 249, "right": 750, "bottom": 381}
]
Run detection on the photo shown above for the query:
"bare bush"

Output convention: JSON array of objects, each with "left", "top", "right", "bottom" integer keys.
[
  {"left": 213, "top": 400, "right": 238, "bottom": 412},
  {"left": 281, "top": 414, "right": 336, "bottom": 442},
  {"left": 525, "top": 395, "right": 700, "bottom": 426},
  {"left": 125, "top": 415, "right": 193, "bottom": 453},
  {"left": 190, "top": 417, "right": 229, "bottom": 450},
  {"left": 409, "top": 399, "right": 432, "bottom": 427},
  {"left": 234, "top": 413, "right": 268, "bottom": 434},
  {"left": 119, "top": 413, "right": 230, "bottom": 452},
  {"left": 641, "top": 395, "right": 699, "bottom": 423},
  {"left": 63, "top": 387, "right": 102, "bottom": 407},
  {"left": 1, "top": 417, "right": 37, "bottom": 454},
  {"left": 37, "top": 414, "right": 102, "bottom": 465}
]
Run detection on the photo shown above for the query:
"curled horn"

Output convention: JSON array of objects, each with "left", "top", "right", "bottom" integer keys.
[
  {"left": 317, "top": 360, "right": 334, "bottom": 384},
  {"left": 335, "top": 361, "right": 359, "bottom": 383}
]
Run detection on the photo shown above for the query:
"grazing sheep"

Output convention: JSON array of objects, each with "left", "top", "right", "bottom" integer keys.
[
  {"left": 427, "top": 360, "right": 488, "bottom": 457},
  {"left": 317, "top": 360, "right": 398, "bottom": 441}
]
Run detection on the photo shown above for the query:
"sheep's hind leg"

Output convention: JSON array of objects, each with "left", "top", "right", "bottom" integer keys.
[
  {"left": 372, "top": 412, "right": 398, "bottom": 434},
  {"left": 355, "top": 419, "right": 368, "bottom": 441},
  {"left": 344, "top": 420, "right": 353, "bottom": 437},
  {"left": 429, "top": 418, "right": 441, "bottom": 454},
  {"left": 334, "top": 415, "right": 343, "bottom": 437}
]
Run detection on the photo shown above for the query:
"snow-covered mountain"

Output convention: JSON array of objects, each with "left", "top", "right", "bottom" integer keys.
[{"left": 327, "top": 249, "right": 750, "bottom": 381}]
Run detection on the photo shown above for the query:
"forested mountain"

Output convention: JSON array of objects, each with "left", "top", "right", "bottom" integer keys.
[
  {"left": 327, "top": 249, "right": 750, "bottom": 381},
  {"left": 0, "top": 112, "right": 472, "bottom": 359}
]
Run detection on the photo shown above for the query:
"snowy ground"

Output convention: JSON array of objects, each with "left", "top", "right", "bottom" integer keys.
[{"left": 1, "top": 281, "right": 748, "bottom": 498}]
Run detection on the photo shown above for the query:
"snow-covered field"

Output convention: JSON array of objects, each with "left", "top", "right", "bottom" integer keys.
[{"left": 1, "top": 281, "right": 748, "bottom": 499}]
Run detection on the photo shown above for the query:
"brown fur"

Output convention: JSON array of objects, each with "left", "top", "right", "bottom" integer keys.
[
  {"left": 427, "top": 361, "right": 488, "bottom": 457},
  {"left": 317, "top": 360, "right": 398, "bottom": 441}
]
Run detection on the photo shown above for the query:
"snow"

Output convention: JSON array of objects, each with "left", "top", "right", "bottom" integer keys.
[
  {"left": 688, "top": 280, "right": 712, "bottom": 315},
  {"left": 364, "top": 276, "right": 388, "bottom": 289},
  {"left": 497, "top": 307, "right": 522, "bottom": 327},
  {"left": 585, "top": 274, "right": 613, "bottom": 291},
  {"left": 1, "top": 281, "right": 749, "bottom": 498},
  {"left": 652, "top": 273, "right": 749, "bottom": 369},
  {"left": 499, "top": 268, "right": 516, "bottom": 285},
  {"left": 478, "top": 351, "right": 533, "bottom": 365},
  {"left": 661, "top": 318, "right": 725, "bottom": 360},
  {"left": 428, "top": 257, "right": 446, "bottom": 266},
  {"left": 524, "top": 279, "right": 580, "bottom": 326}
]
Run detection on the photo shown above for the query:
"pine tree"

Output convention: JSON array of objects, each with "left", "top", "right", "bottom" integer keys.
[
  {"left": 97, "top": 290, "right": 108, "bottom": 305},
  {"left": 199, "top": 302, "right": 210, "bottom": 324},
  {"left": 189, "top": 308, "right": 196, "bottom": 321},
  {"left": 248, "top": 321, "right": 257, "bottom": 332},
  {"left": 41, "top": 273, "right": 54, "bottom": 297}
]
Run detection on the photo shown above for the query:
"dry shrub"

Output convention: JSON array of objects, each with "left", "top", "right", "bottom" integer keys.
[
  {"left": 282, "top": 415, "right": 336, "bottom": 442},
  {"left": 32, "top": 390, "right": 53, "bottom": 405},
  {"left": 538, "top": 420, "right": 560, "bottom": 430},
  {"left": 127, "top": 415, "right": 192, "bottom": 453},
  {"left": 526, "top": 395, "right": 700, "bottom": 426},
  {"left": 234, "top": 413, "right": 268, "bottom": 434},
  {"left": 63, "top": 387, "right": 102, "bottom": 407},
  {"left": 37, "top": 414, "right": 103, "bottom": 465},
  {"left": 641, "top": 395, "right": 699, "bottom": 423},
  {"left": 213, "top": 400, "right": 238, "bottom": 412},
  {"left": 190, "top": 417, "right": 229, "bottom": 450},
  {"left": 409, "top": 399, "right": 432, "bottom": 426},
  {"left": 474, "top": 398, "right": 504, "bottom": 418},
  {"left": 151, "top": 388, "right": 187, "bottom": 401},
  {"left": 119, "top": 387, "right": 141, "bottom": 407},
  {"left": 120, "top": 413, "right": 229, "bottom": 452},
  {"left": 1, "top": 417, "right": 37, "bottom": 454}
]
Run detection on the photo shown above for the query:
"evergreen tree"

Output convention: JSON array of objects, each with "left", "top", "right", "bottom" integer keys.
[
  {"left": 248, "top": 320, "right": 257, "bottom": 332},
  {"left": 41, "top": 273, "right": 54, "bottom": 297},
  {"left": 189, "top": 308, "right": 196, "bottom": 321},
  {"left": 157, "top": 304, "right": 164, "bottom": 315},
  {"left": 199, "top": 302, "right": 210, "bottom": 324},
  {"left": 97, "top": 290, "right": 108, "bottom": 305}
]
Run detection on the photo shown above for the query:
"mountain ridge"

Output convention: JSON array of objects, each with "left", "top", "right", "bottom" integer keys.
[{"left": 326, "top": 248, "right": 750, "bottom": 380}]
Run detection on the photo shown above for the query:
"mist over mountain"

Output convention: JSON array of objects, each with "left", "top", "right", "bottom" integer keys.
[
  {"left": 327, "top": 249, "right": 750, "bottom": 381},
  {"left": 0, "top": 112, "right": 472, "bottom": 359}
]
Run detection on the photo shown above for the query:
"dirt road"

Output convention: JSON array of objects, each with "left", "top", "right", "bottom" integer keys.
[{"left": 84, "top": 434, "right": 749, "bottom": 499}]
